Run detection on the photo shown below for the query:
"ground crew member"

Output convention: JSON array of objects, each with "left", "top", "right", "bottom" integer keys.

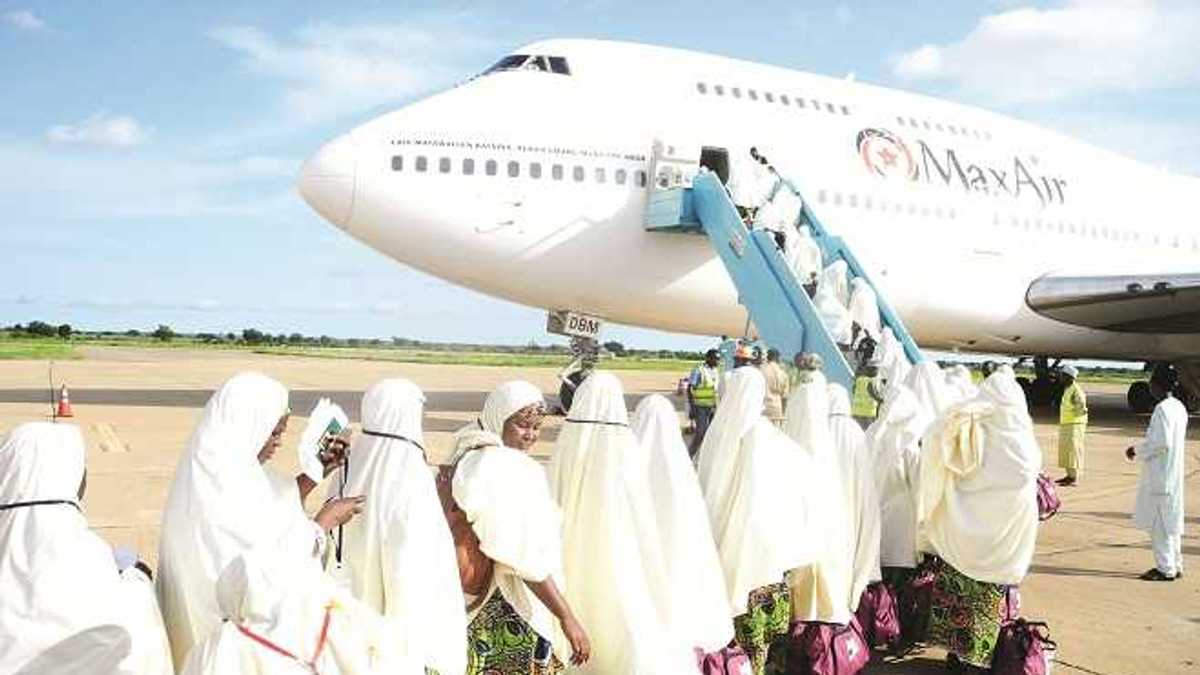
[
  {"left": 1056, "top": 365, "right": 1088, "bottom": 486},
  {"left": 759, "top": 348, "right": 790, "bottom": 427},
  {"left": 687, "top": 349, "right": 721, "bottom": 458},
  {"left": 851, "top": 361, "right": 883, "bottom": 429}
]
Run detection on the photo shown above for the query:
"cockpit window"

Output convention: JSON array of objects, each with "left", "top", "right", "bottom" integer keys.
[{"left": 483, "top": 53, "right": 571, "bottom": 76}]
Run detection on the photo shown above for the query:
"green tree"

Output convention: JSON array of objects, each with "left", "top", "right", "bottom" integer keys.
[
  {"left": 56, "top": 324, "right": 72, "bottom": 339},
  {"left": 241, "top": 328, "right": 266, "bottom": 345},
  {"left": 26, "top": 321, "right": 56, "bottom": 337},
  {"left": 602, "top": 340, "right": 626, "bottom": 357},
  {"left": 152, "top": 324, "right": 175, "bottom": 341}
]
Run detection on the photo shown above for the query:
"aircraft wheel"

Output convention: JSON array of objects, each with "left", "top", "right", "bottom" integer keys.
[{"left": 1127, "top": 381, "right": 1153, "bottom": 413}]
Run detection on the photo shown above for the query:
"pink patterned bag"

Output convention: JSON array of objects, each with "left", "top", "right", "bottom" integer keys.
[
  {"left": 695, "top": 645, "right": 752, "bottom": 675},
  {"left": 1036, "top": 473, "right": 1061, "bottom": 521},
  {"left": 855, "top": 582, "right": 901, "bottom": 648},
  {"left": 787, "top": 620, "right": 870, "bottom": 675},
  {"left": 992, "top": 619, "right": 1057, "bottom": 675}
]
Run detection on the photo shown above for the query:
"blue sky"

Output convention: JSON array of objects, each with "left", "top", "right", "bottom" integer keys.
[{"left": 3, "top": 1, "right": 1198, "bottom": 349}]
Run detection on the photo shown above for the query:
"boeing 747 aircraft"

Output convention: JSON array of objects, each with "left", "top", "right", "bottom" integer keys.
[{"left": 297, "top": 39, "right": 1199, "bottom": 411}]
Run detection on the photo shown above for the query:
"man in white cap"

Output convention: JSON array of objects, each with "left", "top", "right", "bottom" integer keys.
[{"left": 1056, "top": 365, "right": 1088, "bottom": 486}]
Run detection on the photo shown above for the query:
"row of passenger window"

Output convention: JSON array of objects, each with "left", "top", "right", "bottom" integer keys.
[
  {"left": 816, "top": 188, "right": 1196, "bottom": 250},
  {"left": 695, "top": 82, "right": 851, "bottom": 116},
  {"left": 896, "top": 115, "right": 992, "bottom": 141},
  {"left": 391, "top": 155, "right": 648, "bottom": 187}
]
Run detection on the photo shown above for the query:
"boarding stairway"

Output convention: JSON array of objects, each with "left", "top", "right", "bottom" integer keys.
[{"left": 644, "top": 160, "right": 922, "bottom": 391}]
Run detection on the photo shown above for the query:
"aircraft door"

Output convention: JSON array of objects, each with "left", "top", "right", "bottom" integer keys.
[{"left": 699, "top": 146, "right": 730, "bottom": 185}]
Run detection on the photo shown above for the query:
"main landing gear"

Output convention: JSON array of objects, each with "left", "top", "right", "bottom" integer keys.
[
  {"left": 1128, "top": 363, "right": 1199, "bottom": 414},
  {"left": 1015, "top": 356, "right": 1065, "bottom": 412}
]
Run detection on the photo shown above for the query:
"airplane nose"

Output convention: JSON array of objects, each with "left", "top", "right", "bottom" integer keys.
[{"left": 298, "top": 133, "right": 357, "bottom": 228}]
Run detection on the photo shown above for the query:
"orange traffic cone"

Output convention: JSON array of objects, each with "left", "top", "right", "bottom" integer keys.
[{"left": 56, "top": 384, "right": 74, "bottom": 418}]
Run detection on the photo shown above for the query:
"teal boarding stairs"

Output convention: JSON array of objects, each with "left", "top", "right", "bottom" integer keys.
[{"left": 645, "top": 164, "right": 922, "bottom": 391}]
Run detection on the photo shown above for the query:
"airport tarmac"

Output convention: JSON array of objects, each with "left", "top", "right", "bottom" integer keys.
[{"left": 1, "top": 347, "right": 1196, "bottom": 674}]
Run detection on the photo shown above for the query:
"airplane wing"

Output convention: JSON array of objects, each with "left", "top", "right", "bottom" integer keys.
[{"left": 1026, "top": 273, "right": 1200, "bottom": 333}]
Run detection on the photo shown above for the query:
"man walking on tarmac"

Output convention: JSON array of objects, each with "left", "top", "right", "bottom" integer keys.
[
  {"left": 1056, "top": 365, "right": 1089, "bottom": 486},
  {"left": 687, "top": 349, "right": 721, "bottom": 458},
  {"left": 1126, "top": 369, "right": 1188, "bottom": 581}
]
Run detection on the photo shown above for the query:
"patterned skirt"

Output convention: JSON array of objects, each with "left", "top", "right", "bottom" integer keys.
[
  {"left": 466, "top": 592, "right": 563, "bottom": 675},
  {"left": 927, "top": 561, "right": 1008, "bottom": 668},
  {"left": 733, "top": 582, "right": 792, "bottom": 675}
]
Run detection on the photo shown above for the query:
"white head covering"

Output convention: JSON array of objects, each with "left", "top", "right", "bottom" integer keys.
[
  {"left": 1061, "top": 365, "right": 1079, "bottom": 379},
  {"left": 549, "top": 372, "right": 695, "bottom": 672},
  {"left": 868, "top": 385, "right": 931, "bottom": 568},
  {"left": 158, "top": 372, "right": 320, "bottom": 669},
  {"left": 337, "top": 379, "right": 466, "bottom": 675},
  {"left": 820, "top": 259, "right": 851, "bottom": 307},
  {"left": 783, "top": 373, "right": 852, "bottom": 624},
  {"left": 905, "top": 361, "right": 956, "bottom": 420},
  {"left": 945, "top": 364, "right": 979, "bottom": 403},
  {"left": 814, "top": 283, "right": 854, "bottom": 345},
  {"left": 181, "top": 552, "right": 400, "bottom": 674},
  {"left": 0, "top": 423, "right": 171, "bottom": 674},
  {"left": 916, "top": 368, "right": 1041, "bottom": 585},
  {"left": 479, "top": 380, "right": 544, "bottom": 437},
  {"left": 827, "top": 384, "right": 882, "bottom": 611},
  {"left": 786, "top": 225, "right": 823, "bottom": 282},
  {"left": 697, "top": 368, "right": 816, "bottom": 616},
  {"left": 631, "top": 395, "right": 734, "bottom": 651},
  {"left": 847, "top": 277, "right": 882, "bottom": 342},
  {"left": 877, "top": 327, "right": 912, "bottom": 388}
]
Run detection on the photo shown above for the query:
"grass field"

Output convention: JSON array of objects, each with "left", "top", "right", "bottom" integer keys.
[
  {"left": 251, "top": 345, "right": 695, "bottom": 372},
  {"left": 0, "top": 339, "right": 79, "bottom": 360}
]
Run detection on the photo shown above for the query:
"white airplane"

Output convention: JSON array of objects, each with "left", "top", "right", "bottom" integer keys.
[{"left": 298, "top": 39, "right": 1199, "bottom": 411}]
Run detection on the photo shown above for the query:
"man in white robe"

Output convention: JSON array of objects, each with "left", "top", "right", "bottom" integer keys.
[
  {"left": 827, "top": 383, "right": 883, "bottom": 611},
  {"left": 632, "top": 394, "right": 735, "bottom": 652},
  {"left": 549, "top": 371, "right": 695, "bottom": 673},
  {"left": 182, "top": 552, "right": 404, "bottom": 674},
  {"left": 158, "top": 372, "right": 363, "bottom": 670},
  {"left": 783, "top": 370, "right": 853, "bottom": 625},
  {"left": 334, "top": 379, "right": 467, "bottom": 674},
  {"left": 1, "top": 423, "right": 173, "bottom": 675},
  {"left": 1126, "top": 375, "right": 1189, "bottom": 581}
]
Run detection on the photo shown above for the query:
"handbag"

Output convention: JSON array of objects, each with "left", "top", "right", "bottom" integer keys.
[
  {"left": 787, "top": 620, "right": 870, "bottom": 675},
  {"left": 855, "top": 582, "right": 901, "bottom": 648},
  {"left": 695, "top": 645, "right": 752, "bottom": 675},
  {"left": 992, "top": 619, "right": 1057, "bottom": 675},
  {"left": 1036, "top": 473, "right": 1061, "bottom": 521}
]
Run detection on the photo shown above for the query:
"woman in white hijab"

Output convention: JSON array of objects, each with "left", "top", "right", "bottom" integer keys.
[
  {"left": 819, "top": 259, "right": 851, "bottom": 307},
  {"left": 181, "top": 552, "right": 402, "bottom": 674},
  {"left": 877, "top": 327, "right": 912, "bottom": 390},
  {"left": 904, "top": 361, "right": 956, "bottom": 421},
  {"left": 782, "top": 369, "right": 853, "bottom": 628},
  {"left": 331, "top": 378, "right": 467, "bottom": 675},
  {"left": 827, "top": 383, "right": 882, "bottom": 612},
  {"left": 549, "top": 372, "right": 695, "bottom": 674},
  {"left": 1, "top": 423, "right": 173, "bottom": 675},
  {"left": 917, "top": 366, "right": 1041, "bottom": 670},
  {"left": 631, "top": 394, "right": 735, "bottom": 654},
  {"left": 847, "top": 277, "right": 882, "bottom": 346},
  {"left": 867, "top": 385, "right": 930, "bottom": 573},
  {"left": 158, "top": 372, "right": 363, "bottom": 669},
  {"left": 444, "top": 381, "right": 590, "bottom": 672},
  {"left": 785, "top": 225, "right": 823, "bottom": 286},
  {"left": 700, "top": 367, "right": 814, "bottom": 675},
  {"left": 944, "top": 364, "right": 979, "bottom": 404},
  {"left": 813, "top": 283, "right": 854, "bottom": 347}
]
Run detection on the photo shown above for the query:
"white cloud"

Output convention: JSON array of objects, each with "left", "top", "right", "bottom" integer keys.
[
  {"left": 890, "top": 0, "right": 1200, "bottom": 104},
  {"left": 46, "top": 112, "right": 151, "bottom": 148},
  {"left": 3, "top": 9, "right": 45, "bottom": 31},
  {"left": 209, "top": 18, "right": 499, "bottom": 126}
]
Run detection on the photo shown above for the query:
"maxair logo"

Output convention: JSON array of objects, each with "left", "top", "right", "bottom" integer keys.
[
  {"left": 857, "top": 128, "right": 918, "bottom": 181},
  {"left": 855, "top": 127, "right": 1067, "bottom": 207}
]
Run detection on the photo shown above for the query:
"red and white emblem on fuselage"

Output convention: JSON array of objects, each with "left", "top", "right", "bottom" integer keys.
[{"left": 856, "top": 128, "right": 917, "bottom": 181}]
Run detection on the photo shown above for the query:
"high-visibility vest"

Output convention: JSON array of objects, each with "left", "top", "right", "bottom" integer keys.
[
  {"left": 692, "top": 366, "right": 718, "bottom": 408},
  {"left": 852, "top": 375, "right": 879, "bottom": 418},
  {"left": 1059, "top": 383, "right": 1088, "bottom": 425}
]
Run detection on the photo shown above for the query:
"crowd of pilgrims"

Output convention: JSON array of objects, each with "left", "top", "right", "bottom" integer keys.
[{"left": 0, "top": 354, "right": 1049, "bottom": 675}]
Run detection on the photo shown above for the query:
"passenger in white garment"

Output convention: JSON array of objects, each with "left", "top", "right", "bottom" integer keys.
[
  {"left": 783, "top": 369, "right": 853, "bottom": 626},
  {"left": 158, "top": 372, "right": 363, "bottom": 670},
  {"left": 866, "top": 386, "right": 931, "bottom": 572},
  {"left": 181, "top": 552, "right": 401, "bottom": 675},
  {"left": 847, "top": 277, "right": 882, "bottom": 347},
  {"left": 549, "top": 372, "right": 695, "bottom": 674},
  {"left": 904, "top": 360, "right": 957, "bottom": 421},
  {"left": 827, "top": 383, "right": 883, "bottom": 611},
  {"left": 819, "top": 259, "right": 852, "bottom": 308},
  {"left": 786, "top": 225, "right": 823, "bottom": 291},
  {"left": 334, "top": 379, "right": 467, "bottom": 675},
  {"left": 814, "top": 282, "right": 854, "bottom": 347},
  {"left": 0, "top": 423, "right": 173, "bottom": 675},
  {"left": 631, "top": 394, "right": 735, "bottom": 653},
  {"left": 1126, "top": 372, "right": 1189, "bottom": 581},
  {"left": 876, "top": 327, "right": 912, "bottom": 390},
  {"left": 446, "top": 380, "right": 591, "bottom": 671}
]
